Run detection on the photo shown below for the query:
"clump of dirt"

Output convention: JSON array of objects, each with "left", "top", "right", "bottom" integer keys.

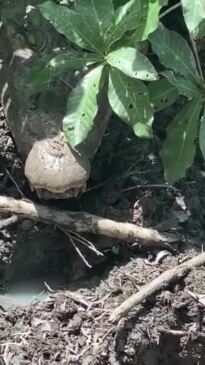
[{"left": 1, "top": 103, "right": 205, "bottom": 364}]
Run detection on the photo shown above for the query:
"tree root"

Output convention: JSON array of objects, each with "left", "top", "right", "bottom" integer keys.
[
  {"left": 0, "top": 195, "right": 177, "bottom": 251},
  {"left": 109, "top": 253, "right": 205, "bottom": 323}
]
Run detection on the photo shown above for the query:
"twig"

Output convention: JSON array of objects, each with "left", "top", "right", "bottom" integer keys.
[
  {"left": 109, "top": 253, "right": 205, "bottom": 323},
  {"left": 159, "top": 2, "right": 181, "bottom": 19},
  {"left": 122, "top": 183, "right": 179, "bottom": 193},
  {"left": 0, "top": 195, "right": 178, "bottom": 251},
  {"left": 5, "top": 168, "right": 25, "bottom": 199},
  {"left": 65, "top": 229, "right": 103, "bottom": 256},
  {"left": 188, "top": 32, "right": 204, "bottom": 80},
  {"left": 61, "top": 227, "right": 92, "bottom": 268},
  {"left": 160, "top": 328, "right": 205, "bottom": 340},
  {"left": 63, "top": 290, "right": 89, "bottom": 308}
]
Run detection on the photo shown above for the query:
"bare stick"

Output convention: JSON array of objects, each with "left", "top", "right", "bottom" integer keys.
[
  {"left": 0, "top": 195, "right": 177, "bottom": 251},
  {"left": 109, "top": 253, "right": 205, "bottom": 323},
  {"left": 61, "top": 227, "right": 92, "bottom": 268},
  {"left": 160, "top": 328, "right": 205, "bottom": 340}
]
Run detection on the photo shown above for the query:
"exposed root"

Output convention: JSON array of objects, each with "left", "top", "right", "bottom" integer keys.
[{"left": 0, "top": 195, "right": 178, "bottom": 251}]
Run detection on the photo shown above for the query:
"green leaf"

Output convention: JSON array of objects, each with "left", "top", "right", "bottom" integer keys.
[
  {"left": 199, "top": 106, "right": 205, "bottom": 160},
  {"left": 148, "top": 78, "right": 179, "bottom": 112},
  {"left": 108, "top": 68, "right": 154, "bottom": 138},
  {"left": 181, "top": 0, "right": 205, "bottom": 39},
  {"left": 161, "top": 99, "right": 203, "bottom": 183},
  {"left": 160, "top": 0, "right": 168, "bottom": 5},
  {"left": 149, "top": 25, "right": 201, "bottom": 84},
  {"left": 113, "top": 0, "right": 128, "bottom": 8},
  {"left": 39, "top": 1, "right": 104, "bottom": 54},
  {"left": 106, "top": 0, "right": 165, "bottom": 48},
  {"left": 107, "top": 47, "right": 158, "bottom": 81},
  {"left": 127, "top": 0, "right": 164, "bottom": 43},
  {"left": 161, "top": 70, "right": 204, "bottom": 98},
  {"left": 63, "top": 65, "right": 104, "bottom": 147},
  {"left": 75, "top": 0, "right": 114, "bottom": 45},
  {"left": 25, "top": 52, "right": 103, "bottom": 92},
  {"left": 105, "top": 0, "right": 145, "bottom": 48}
]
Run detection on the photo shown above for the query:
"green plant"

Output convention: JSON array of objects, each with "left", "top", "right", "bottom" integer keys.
[
  {"left": 26, "top": 0, "right": 205, "bottom": 184},
  {"left": 26, "top": 0, "right": 166, "bottom": 146},
  {"left": 149, "top": 1, "right": 205, "bottom": 183}
]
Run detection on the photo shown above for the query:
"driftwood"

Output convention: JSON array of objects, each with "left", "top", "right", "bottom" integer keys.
[
  {"left": 109, "top": 253, "right": 205, "bottom": 323},
  {"left": 0, "top": 195, "right": 177, "bottom": 251}
]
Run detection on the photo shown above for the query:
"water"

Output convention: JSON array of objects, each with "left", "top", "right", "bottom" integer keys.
[{"left": 0, "top": 273, "right": 67, "bottom": 310}]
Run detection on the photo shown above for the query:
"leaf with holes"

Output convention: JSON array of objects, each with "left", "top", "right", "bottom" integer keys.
[
  {"left": 108, "top": 68, "right": 154, "bottom": 138},
  {"left": 148, "top": 78, "right": 179, "bottom": 112},
  {"left": 25, "top": 52, "right": 103, "bottom": 92},
  {"left": 199, "top": 106, "right": 205, "bottom": 160},
  {"left": 161, "top": 70, "right": 204, "bottom": 99},
  {"left": 107, "top": 47, "right": 158, "bottom": 81},
  {"left": 161, "top": 99, "right": 203, "bottom": 183},
  {"left": 149, "top": 25, "right": 201, "bottom": 84},
  {"left": 181, "top": 0, "right": 205, "bottom": 39},
  {"left": 39, "top": 1, "right": 104, "bottom": 54},
  {"left": 63, "top": 65, "right": 104, "bottom": 147},
  {"left": 75, "top": 0, "right": 114, "bottom": 46}
]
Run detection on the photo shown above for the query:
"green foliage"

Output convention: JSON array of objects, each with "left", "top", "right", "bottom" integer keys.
[
  {"left": 181, "top": 0, "right": 205, "bottom": 39},
  {"left": 63, "top": 65, "right": 104, "bottom": 146},
  {"left": 27, "top": 0, "right": 165, "bottom": 148},
  {"left": 199, "top": 107, "right": 205, "bottom": 159},
  {"left": 108, "top": 68, "right": 154, "bottom": 137},
  {"left": 149, "top": 25, "right": 205, "bottom": 183},
  {"left": 26, "top": 0, "right": 205, "bottom": 185},
  {"left": 161, "top": 100, "right": 203, "bottom": 183},
  {"left": 147, "top": 78, "right": 179, "bottom": 112},
  {"left": 107, "top": 47, "right": 157, "bottom": 80},
  {"left": 149, "top": 25, "right": 201, "bottom": 84}
]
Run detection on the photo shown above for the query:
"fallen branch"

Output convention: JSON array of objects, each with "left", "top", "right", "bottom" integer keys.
[
  {"left": 160, "top": 328, "right": 205, "bottom": 340},
  {"left": 0, "top": 195, "right": 177, "bottom": 251},
  {"left": 109, "top": 253, "right": 205, "bottom": 323}
]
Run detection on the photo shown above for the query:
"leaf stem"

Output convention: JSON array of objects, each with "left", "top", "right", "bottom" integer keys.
[
  {"left": 159, "top": 2, "right": 181, "bottom": 19},
  {"left": 188, "top": 33, "right": 204, "bottom": 81}
]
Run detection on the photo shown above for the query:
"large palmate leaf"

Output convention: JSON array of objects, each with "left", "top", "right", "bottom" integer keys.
[
  {"left": 39, "top": 1, "right": 104, "bottom": 54},
  {"left": 199, "top": 106, "right": 205, "bottom": 160},
  {"left": 148, "top": 78, "right": 179, "bottom": 112},
  {"left": 162, "top": 71, "right": 204, "bottom": 99},
  {"left": 63, "top": 65, "right": 104, "bottom": 147},
  {"left": 107, "top": 47, "right": 158, "bottom": 81},
  {"left": 75, "top": 0, "right": 114, "bottom": 45},
  {"left": 181, "top": 0, "right": 205, "bottom": 39},
  {"left": 108, "top": 68, "right": 154, "bottom": 138},
  {"left": 25, "top": 52, "right": 103, "bottom": 92},
  {"left": 149, "top": 26, "right": 201, "bottom": 84},
  {"left": 161, "top": 99, "right": 203, "bottom": 183}
]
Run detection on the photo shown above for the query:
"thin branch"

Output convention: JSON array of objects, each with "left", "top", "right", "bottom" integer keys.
[
  {"left": 109, "top": 253, "right": 205, "bottom": 323},
  {"left": 159, "top": 2, "right": 181, "bottom": 19},
  {"left": 61, "top": 226, "right": 92, "bottom": 268},
  {"left": 0, "top": 196, "right": 178, "bottom": 252},
  {"left": 5, "top": 168, "right": 25, "bottom": 199},
  {"left": 188, "top": 33, "right": 204, "bottom": 80},
  {"left": 65, "top": 229, "right": 104, "bottom": 256}
]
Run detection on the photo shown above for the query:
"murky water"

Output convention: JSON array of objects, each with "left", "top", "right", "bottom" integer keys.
[{"left": 0, "top": 273, "right": 67, "bottom": 309}]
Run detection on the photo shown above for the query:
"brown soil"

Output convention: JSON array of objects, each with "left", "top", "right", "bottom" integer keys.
[{"left": 1, "top": 105, "right": 205, "bottom": 364}]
